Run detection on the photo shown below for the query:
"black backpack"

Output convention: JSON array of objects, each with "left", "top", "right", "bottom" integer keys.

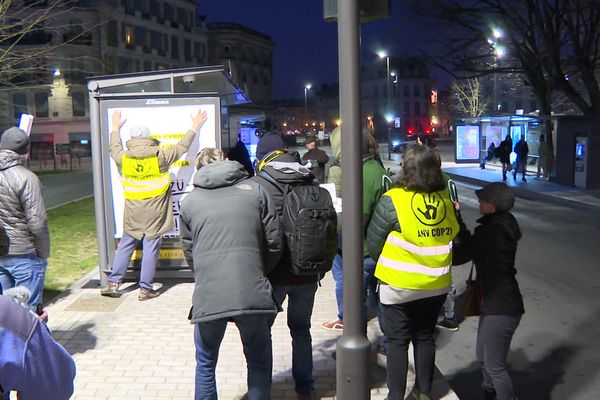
[{"left": 280, "top": 183, "right": 338, "bottom": 277}]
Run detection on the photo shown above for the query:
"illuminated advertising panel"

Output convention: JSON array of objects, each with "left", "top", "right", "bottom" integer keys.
[
  {"left": 100, "top": 97, "right": 220, "bottom": 266},
  {"left": 455, "top": 125, "right": 480, "bottom": 162}
]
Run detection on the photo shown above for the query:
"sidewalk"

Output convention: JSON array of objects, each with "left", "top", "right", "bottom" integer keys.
[
  {"left": 379, "top": 152, "right": 600, "bottom": 210},
  {"left": 46, "top": 270, "right": 458, "bottom": 400}
]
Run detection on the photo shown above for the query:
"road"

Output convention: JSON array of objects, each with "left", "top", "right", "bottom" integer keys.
[
  {"left": 40, "top": 171, "right": 94, "bottom": 209},
  {"left": 435, "top": 181, "right": 600, "bottom": 400}
]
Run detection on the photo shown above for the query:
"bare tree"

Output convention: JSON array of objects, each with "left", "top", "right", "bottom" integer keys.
[
  {"left": 404, "top": 0, "right": 600, "bottom": 117},
  {"left": 0, "top": 0, "right": 102, "bottom": 89},
  {"left": 451, "top": 78, "right": 489, "bottom": 117}
]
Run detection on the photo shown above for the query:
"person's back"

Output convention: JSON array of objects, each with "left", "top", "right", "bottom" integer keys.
[
  {"left": 180, "top": 160, "right": 281, "bottom": 321},
  {"left": 179, "top": 154, "right": 282, "bottom": 399},
  {"left": 228, "top": 137, "right": 254, "bottom": 177},
  {"left": 0, "top": 294, "right": 76, "bottom": 400}
]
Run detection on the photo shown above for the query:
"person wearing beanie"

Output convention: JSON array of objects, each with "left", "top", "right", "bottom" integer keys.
[
  {"left": 100, "top": 109, "right": 208, "bottom": 301},
  {"left": 0, "top": 127, "right": 50, "bottom": 311},
  {"left": 452, "top": 182, "right": 524, "bottom": 400},
  {"left": 255, "top": 120, "right": 286, "bottom": 162}
]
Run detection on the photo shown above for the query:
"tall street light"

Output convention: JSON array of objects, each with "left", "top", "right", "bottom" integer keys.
[
  {"left": 488, "top": 28, "right": 504, "bottom": 114},
  {"left": 378, "top": 51, "right": 392, "bottom": 160},
  {"left": 304, "top": 83, "right": 312, "bottom": 108}
]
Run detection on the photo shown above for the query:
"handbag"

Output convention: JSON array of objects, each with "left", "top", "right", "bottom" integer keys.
[{"left": 459, "top": 264, "right": 481, "bottom": 317}]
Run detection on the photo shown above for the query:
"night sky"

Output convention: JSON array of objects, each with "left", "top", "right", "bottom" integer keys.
[{"left": 198, "top": 1, "right": 431, "bottom": 100}]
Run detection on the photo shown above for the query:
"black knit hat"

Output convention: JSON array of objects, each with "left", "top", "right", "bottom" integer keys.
[
  {"left": 475, "top": 182, "right": 515, "bottom": 212},
  {"left": 0, "top": 127, "right": 30, "bottom": 155}
]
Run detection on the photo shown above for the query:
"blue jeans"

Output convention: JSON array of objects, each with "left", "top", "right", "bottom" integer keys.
[
  {"left": 331, "top": 254, "right": 343, "bottom": 320},
  {"left": 364, "top": 257, "right": 385, "bottom": 338},
  {"left": 0, "top": 254, "right": 47, "bottom": 310},
  {"left": 108, "top": 233, "right": 161, "bottom": 290},
  {"left": 194, "top": 315, "right": 273, "bottom": 400},
  {"left": 271, "top": 283, "right": 318, "bottom": 396}
]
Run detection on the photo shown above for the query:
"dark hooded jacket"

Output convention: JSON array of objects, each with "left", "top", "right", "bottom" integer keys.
[
  {"left": 179, "top": 160, "right": 282, "bottom": 323},
  {"left": 454, "top": 211, "right": 525, "bottom": 316},
  {"left": 251, "top": 152, "right": 324, "bottom": 285}
]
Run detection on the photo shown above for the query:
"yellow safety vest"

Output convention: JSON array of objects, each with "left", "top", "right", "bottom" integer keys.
[
  {"left": 375, "top": 187, "right": 459, "bottom": 290},
  {"left": 121, "top": 155, "right": 170, "bottom": 200}
]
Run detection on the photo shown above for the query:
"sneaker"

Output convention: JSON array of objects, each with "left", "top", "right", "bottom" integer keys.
[
  {"left": 100, "top": 282, "right": 122, "bottom": 298},
  {"left": 436, "top": 318, "right": 459, "bottom": 332},
  {"left": 321, "top": 318, "right": 343, "bottom": 332},
  {"left": 138, "top": 287, "right": 161, "bottom": 301}
]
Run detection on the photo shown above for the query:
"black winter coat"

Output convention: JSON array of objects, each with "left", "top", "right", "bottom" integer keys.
[{"left": 453, "top": 212, "right": 525, "bottom": 316}]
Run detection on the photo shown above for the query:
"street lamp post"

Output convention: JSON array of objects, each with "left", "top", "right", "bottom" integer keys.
[
  {"left": 378, "top": 51, "right": 392, "bottom": 160},
  {"left": 488, "top": 29, "right": 504, "bottom": 114},
  {"left": 304, "top": 83, "right": 312, "bottom": 108}
]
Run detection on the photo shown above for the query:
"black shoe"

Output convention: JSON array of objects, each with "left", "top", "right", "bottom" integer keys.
[
  {"left": 522, "top": 176, "right": 527, "bottom": 182},
  {"left": 436, "top": 318, "right": 459, "bottom": 332}
]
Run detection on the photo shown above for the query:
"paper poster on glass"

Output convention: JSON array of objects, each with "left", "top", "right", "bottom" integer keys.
[
  {"left": 456, "top": 125, "right": 480, "bottom": 162},
  {"left": 100, "top": 97, "right": 220, "bottom": 241}
]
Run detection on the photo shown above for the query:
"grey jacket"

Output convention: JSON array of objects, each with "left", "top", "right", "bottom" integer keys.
[
  {"left": 0, "top": 150, "right": 50, "bottom": 259},
  {"left": 179, "top": 160, "right": 282, "bottom": 323}
]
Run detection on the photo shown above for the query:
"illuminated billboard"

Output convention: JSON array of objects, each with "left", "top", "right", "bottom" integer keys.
[{"left": 455, "top": 125, "right": 480, "bottom": 162}]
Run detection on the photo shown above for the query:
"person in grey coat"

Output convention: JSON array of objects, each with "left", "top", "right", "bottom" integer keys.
[
  {"left": 0, "top": 127, "right": 50, "bottom": 311},
  {"left": 179, "top": 148, "right": 282, "bottom": 400}
]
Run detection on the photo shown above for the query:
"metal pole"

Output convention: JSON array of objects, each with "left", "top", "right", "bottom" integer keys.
[
  {"left": 386, "top": 56, "right": 391, "bottom": 160},
  {"left": 336, "top": 0, "right": 370, "bottom": 398},
  {"left": 304, "top": 87, "right": 308, "bottom": 108},
  {"left": 88, "top": 82, "right": 110, "bottom": 287}
]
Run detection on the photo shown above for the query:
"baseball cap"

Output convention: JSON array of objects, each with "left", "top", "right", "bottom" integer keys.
[{"left": 475, "top": 182, "right": 515, "bottom": 212}]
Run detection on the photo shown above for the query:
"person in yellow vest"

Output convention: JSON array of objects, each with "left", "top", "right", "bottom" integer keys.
[
  {"left": 366, "top": 144, "right": 462, "bottom": 400},
  {"left": 101, "top": 109, "right": 208, "bottom": 300}
]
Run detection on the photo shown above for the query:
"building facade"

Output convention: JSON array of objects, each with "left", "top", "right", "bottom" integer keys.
[
  {"left": 362, "top": 56, "right": 433, "bottom": 139},
  {"left": 1, "top": 1, "right": 276, "bottom": 162}
]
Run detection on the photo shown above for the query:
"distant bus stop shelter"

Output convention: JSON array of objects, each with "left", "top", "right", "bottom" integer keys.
[{"left": 87, "top": 66, "right": 249, "bottom": 284}]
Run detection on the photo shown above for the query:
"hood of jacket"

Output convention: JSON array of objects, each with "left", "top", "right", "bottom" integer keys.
[
  {"left": 193, "top": 160, "right": 248, "bottom": 189},
  {"left": 477, "top": 211, "right": 522, "bottom": 241},
  {"left": 0, "top": 150, "right": 24, "bottom": 171},
  {"left": 124, "top": 137, "right": 160, "bottom": 158},
  {"left": 260, "top": 151, "right": 314, "bottom": 185}
]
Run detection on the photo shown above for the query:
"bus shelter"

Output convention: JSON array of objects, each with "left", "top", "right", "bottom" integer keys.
[
  {"left": 87, "top": 66, "right": 249, "bottom": 283},
  {"left": 454, "top": 114, "right": 550, "bottom": 165}
]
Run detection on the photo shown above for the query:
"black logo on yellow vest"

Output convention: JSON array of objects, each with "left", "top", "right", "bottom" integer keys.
[
  {"left": 135, "top": 163, "right": 144, "bottom": 173},
  {"left": 411, "top": 192, "right": 447, "bottom": 226}
]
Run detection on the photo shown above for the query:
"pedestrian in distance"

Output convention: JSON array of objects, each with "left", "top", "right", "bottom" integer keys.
[
  {"left": 179, "top": 148, "right": 282, "bottom": 400},
  {"left": 536, "top": 134, "right": 549, "bottom": 180},
  {"left": 452, "top": 182, "right": 524, "bottom": 400},
  {"left": 100, "top": 108, "right": 208, "bottom": 301},
  {"left": 302, "top": 135, "right": 329, "bottom": 183},
  {"left": 498, "top": 134, "right": 513, "bottom": 182},
  {"left": 0, "top": 127, "right": 50, "bottom": 312},
  {"left": 366, "top": 144, "right": 463, "bottom": 400},
  {"left": 0, "top": 290, "right": 76, "bottom": 400},
  {"left": 513, "top": 136, "right": 529, "bottom": 182},
  {"left": 252, "top": 149, "right": 337, "bottom": 400}
]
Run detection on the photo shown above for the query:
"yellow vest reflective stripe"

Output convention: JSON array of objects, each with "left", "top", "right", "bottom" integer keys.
[
  {"left": 121, "top": 155, "right": 170, "bottom": 200},
  {"left": 374, "top": 187, "right": 459, "bottom": 290}
]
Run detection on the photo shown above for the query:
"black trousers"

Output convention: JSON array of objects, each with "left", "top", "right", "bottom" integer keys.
[{"left": 382, "top": 294, "right": 447, "bottom": 400}]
